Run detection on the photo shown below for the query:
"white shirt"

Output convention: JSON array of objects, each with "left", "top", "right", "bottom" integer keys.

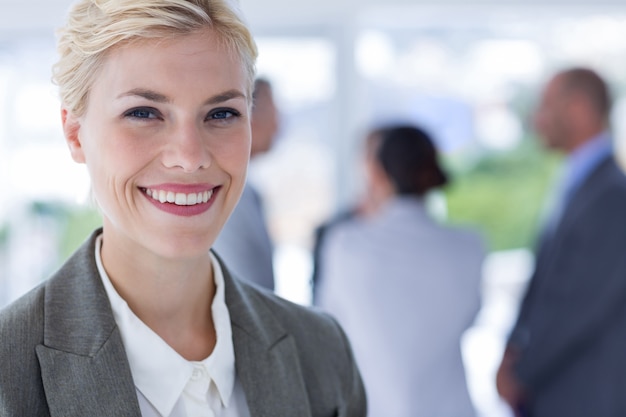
[{"left": 95, "top": 235, "right": 250, "bottom": 417}]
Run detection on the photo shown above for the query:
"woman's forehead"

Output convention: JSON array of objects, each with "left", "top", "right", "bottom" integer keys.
[{"left": 95, "top": 31, "right": 249, "bottom": 97}]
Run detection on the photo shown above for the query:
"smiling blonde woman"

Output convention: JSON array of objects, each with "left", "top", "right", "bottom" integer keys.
[{"left": 0, "top": 1, "right": 366, "bottom": 416}]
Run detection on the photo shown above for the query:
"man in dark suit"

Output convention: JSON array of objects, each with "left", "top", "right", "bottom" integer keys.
[{"left": 496, "top": 67, "right": 626, "bottom": 417}]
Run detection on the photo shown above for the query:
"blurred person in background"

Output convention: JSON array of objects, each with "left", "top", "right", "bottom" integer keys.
[
  {"left": 0, "top": 1, "right": 367, "bottom": 415},
  {"left": 213, "top": 77, "right": 278, "bottom": 290},
  {"left": 497, "top": 67, "right": 626, "bottom": 417},
  {"left": 316, "top": 124, "right": 485, "bottom": 417},
  {"left": 311, "top": 202, "right": 367, "bottom": 304},
  {"left": 311, "top": 132, "right": 385, "bottom": 304}
]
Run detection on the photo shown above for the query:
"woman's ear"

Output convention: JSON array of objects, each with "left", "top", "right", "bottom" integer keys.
[{"left": 61, "top": 107, "right": 86, "bottom": 163}]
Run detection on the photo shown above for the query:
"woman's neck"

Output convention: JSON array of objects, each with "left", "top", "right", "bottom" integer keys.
[{"left": 100, "top": 234, "right": 217, "bottom": 360}]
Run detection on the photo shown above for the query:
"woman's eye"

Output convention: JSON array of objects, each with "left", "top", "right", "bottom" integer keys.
[
  {"left": 209, "top": 108, "right": 241, "bottom": 121},
  {"left": 125, "top": 108, "right": 160, "bottom": 119}
]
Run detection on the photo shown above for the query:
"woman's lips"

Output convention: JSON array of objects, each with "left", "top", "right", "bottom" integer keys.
[{"left": 140, "top": 185, "right": 219, "bottom": 217}]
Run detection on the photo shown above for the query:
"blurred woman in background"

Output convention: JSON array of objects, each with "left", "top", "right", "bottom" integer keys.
[{"left": 317, "top": 124, "right": 485, "bottom": 417}]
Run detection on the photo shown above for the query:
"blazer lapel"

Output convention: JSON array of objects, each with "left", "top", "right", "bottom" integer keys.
[
  {"left": 37, "top": 333, "right": 140, "bottom": 417},
  {"left": 37, "top": 233, "right": 313, "bottom": 417},
  {"left": 37, "top": 230, "right": 141, "bottom": 417},
  {"left": 221, "top": 258, "right": 312, "bottom": 417}
]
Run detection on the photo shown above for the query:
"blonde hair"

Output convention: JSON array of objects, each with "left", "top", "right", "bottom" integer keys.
[{"left": 53, "top": 0, "right": 258, "bottom": 116}]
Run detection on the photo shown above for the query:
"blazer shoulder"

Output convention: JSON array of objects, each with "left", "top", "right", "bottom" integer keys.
[
  {"left": 236, "top": 280, "right": 346, "bottom": 343},
  {"left": 0, "top": 282, "right": 46, "bottom": 341},
  {"left": 582, "top": 159, "right": 626, "bottom": 213},
  {"left": 584, "top": 156, "right": 626, "bottom": 194},
  {"left": 0, "top": 284, "right": 49, "bottom": 416},
  {"left": 0, "top": 283, "right": 46, "bottom": 364}
]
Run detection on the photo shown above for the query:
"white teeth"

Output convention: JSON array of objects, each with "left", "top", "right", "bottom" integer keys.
[
  {"left": 175, "top": 193, "right": 186, "bottom": 205},
  {"left": 146, "top": 188, "right": 213, "bottom": 206}
]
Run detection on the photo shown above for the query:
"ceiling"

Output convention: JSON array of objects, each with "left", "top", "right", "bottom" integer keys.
[{"left": 1, "top": 0, "right": 626, "bottom": 38}]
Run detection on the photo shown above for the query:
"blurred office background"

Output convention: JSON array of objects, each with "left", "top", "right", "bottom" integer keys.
[{"left": 2, "top": 0, "right": 626, "bottom": 416}]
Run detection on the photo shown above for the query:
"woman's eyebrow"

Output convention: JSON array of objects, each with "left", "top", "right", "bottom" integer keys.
[
  {"left": 116, "top": 88, "right": 246, "bottom": 105},
  {"left": 205, "top": 89, "right": 246, "bottom": 105},
  {"left": 117, "top": 88, "right": 170, "bottom": 103}
]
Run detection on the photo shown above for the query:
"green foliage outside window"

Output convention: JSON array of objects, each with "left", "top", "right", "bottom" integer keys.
[
  {"left": 58, "top": 206, "right": 102, "bottom": 261},
  {"left": 444, "top": 137, "right": 562, "bottom": 252}
]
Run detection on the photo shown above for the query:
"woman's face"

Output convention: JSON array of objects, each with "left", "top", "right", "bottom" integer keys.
[{"left": 62, "top": 28, "right": 252, "bottom": 260}]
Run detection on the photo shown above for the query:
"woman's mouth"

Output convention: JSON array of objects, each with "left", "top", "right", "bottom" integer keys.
[
  {"left": 144, "top": 188, "right": 214, "bottom": 206},
  {"left": 140, "top": 185, "right": 219, "bottom": 217}
]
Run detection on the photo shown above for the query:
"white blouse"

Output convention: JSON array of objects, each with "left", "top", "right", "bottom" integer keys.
[{"left": 95, "top": 234, "right": 250, "bottom": 417}]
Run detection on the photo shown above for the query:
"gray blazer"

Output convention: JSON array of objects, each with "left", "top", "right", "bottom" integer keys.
[
  {"left": 0, "top": 229, "right": 366, "bottom": 417},
  {"left": 509, "top": 156, "right": 626, "bottom": 417}
]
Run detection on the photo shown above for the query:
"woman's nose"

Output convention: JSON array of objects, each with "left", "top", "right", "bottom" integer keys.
[{"left": 162, "top": 122, "right": 211, "bottom": 172}]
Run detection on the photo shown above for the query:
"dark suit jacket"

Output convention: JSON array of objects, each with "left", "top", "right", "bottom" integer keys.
[
  {"left": 0, "top": 229, "right": 366, "bottom": 416},
  {"left": 508, "top": 156, "right": 626, "bottom": 417}
]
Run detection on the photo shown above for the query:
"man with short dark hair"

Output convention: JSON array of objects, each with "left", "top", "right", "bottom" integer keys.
[{"left": 497, "top": 67, "right": 626, "bottom": 417}]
